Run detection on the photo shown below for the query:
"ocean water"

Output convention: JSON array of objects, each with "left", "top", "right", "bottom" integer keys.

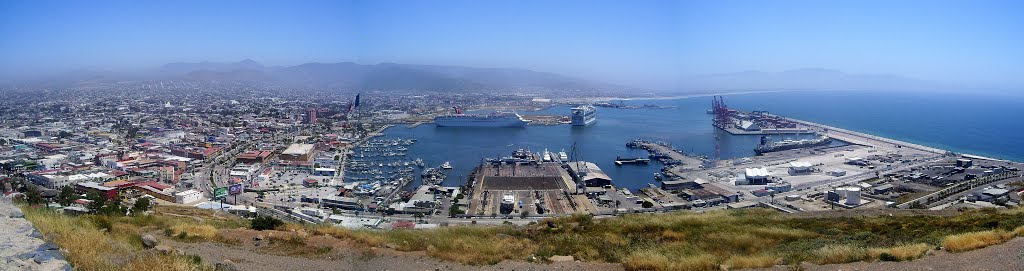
[
  {"left": 716, "top": 90, "right": 1024, "bottom": 161},
  {"left": 376, "top": 90, "right": 1023, "bottom": 191}
]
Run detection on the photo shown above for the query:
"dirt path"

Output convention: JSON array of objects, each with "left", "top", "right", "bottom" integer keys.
[
  {"left": 752, "top": 238, "right": 1024, "bottom": 271},
  {"left": 161, "top": 234, "right": 623, "bottom": 271}
]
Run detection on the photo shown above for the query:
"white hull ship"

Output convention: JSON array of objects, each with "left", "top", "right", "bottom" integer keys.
[
  {"left": 571, "top": 105, "right": 596, "bottom": 126},
  {"left": 434, "top": 107, "right": 528, "bottom": 127}
]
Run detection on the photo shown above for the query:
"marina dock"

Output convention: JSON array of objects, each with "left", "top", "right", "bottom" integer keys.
[
  {"left": 466, "top": 162, "right": 583, "bottom": 217},
  {"left": 635, "top": 141, "right": 705, "bottom": 177}
]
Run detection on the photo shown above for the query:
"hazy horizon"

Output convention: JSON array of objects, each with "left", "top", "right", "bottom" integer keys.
[{"left": 2, "top": 0, "right": 1023, "bottom": 91}]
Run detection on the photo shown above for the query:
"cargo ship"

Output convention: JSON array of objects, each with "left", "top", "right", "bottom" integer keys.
[
  {"left": 570, "top": 105, "right": 597, "bottom": 126},
  {"left": 434, "top": 107, "right": 528, "bottom": 127},
  {"left": 755, "top": 134, "right": 832, "bottom": 154}
]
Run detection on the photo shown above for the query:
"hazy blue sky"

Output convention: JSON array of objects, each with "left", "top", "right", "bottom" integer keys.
[{"left": 1, "top": 0, "right": 1022, "bottom": 89}]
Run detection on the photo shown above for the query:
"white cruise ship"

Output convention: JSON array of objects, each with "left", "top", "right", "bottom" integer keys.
[
  {"left": 434, "top": 107, "right": 528, "bottom": 127},
  {"left": 571, "top": 105, "right": 597, "bottom": 126}
]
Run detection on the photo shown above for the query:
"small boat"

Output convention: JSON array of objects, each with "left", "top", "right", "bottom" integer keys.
[
  {"left": 440, "top": 161, "right": 453, "bottom": 170},
  {"left": 615, "top": 156, "right": 651, "bottom": 166}
]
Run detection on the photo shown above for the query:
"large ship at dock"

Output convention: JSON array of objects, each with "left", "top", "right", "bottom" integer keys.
[
  {"left": 570, "top": 105, "right": 596, "bottom": 126},
  {"left": 434, "top": 107, "right": 528, "bottom": 127},
  {"left": 755, "top": 134, "right": 832, "bottom": 154}
]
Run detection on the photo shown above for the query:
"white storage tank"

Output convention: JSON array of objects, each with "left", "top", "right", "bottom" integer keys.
[
  {"left": 833, "top": 187, "right": 848, "bottom": 198},
  {"left": 845, "top": 187, "right": 862, "bottom": 205}
]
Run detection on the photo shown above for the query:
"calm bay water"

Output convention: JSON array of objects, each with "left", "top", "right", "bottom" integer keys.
[{"left": 378, "top": 90, "right": 1023, "bottom": 191}]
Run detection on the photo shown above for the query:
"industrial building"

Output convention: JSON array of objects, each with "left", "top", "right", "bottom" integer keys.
[
  {"left": 280, "top": 144, "right": 315, "bottom": 161},
  {"left": 320, "top": 196, "right": 362, "bottom": 210},
  {"left": 567, "top": 161, "right": 612, "bottom": 187},
  {"left": 236, "top": 150, "right": 273, "bottom": 164},
  {"left": 661, "top": 178, "right": 705, "bottom": 190},
  {"left": 738, "top": 167, "right": 770, "bottom": 185},
  {"left": 788, "top": 161, "right": 813, "bottom": 175},
  {"left": 969, "top": 188, "right": 1011, "bottom": 203},
  {"left": 826, "top": 186, "right": 867, "bottom": 208},
  {"left": 956, "top": 158, "right": 973, "bottom": 168}
]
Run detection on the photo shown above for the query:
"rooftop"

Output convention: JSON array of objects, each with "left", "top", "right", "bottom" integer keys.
[
  {"left": 745, "top": 167, "right": 770, "bottom": 178},
  {"left": 282, "top": 144, "right": 314, "bottom": 155}
]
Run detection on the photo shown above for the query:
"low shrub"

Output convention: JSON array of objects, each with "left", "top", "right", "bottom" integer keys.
[{"left": 251, "top": 215, "right": 284, "bottom": 231}]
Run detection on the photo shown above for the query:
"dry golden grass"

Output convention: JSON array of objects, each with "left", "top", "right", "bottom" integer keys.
[
  {"left": 868, "top": 243, "right": 931, "bottom": 261},
  {"left": 942, "top": 230, "right": 1013, "bottom": 252},
  {"left": 1013, "top": 226, "right": 1024, "bottom": 237},
  {"left": 812, "top": 245, "right": 868, "bottom": 264},
  {"left": 23, "top": 203, "right": 1024, "bottom": 269},
  {"left": 659, "top": 229, "right": 687, "bottom": 241},
  {"left": 722, "top": 254, "right": 780, "bottom": 269},
  {"left": 385, "top": 226, "right": 537, "bottom": 265},
  {"left": 749, "top": 227, "right": 815, "bottom": 240},
  {"left": 622, "top": 250, "right": 671, "bottom": 271},
  {"left": 308, "top": 225, "right": 387, "bottom": 247},
  {"left": 622, "top": 250, "right": 718, "bottom": 271},
  {"left": 169, "top": 223, "right": 218, "bottom": 240},
  {"left": 21, "top": 206, "right": 206, "bottom": 271}
]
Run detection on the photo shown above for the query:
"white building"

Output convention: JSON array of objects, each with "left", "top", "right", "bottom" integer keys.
[
  {"left": 175, "top": 189, "right": 204, "bottom": 204},
  {"left": 788, "top": 161, "right": 813, "bottom": 174},
  {"left": 738, "top": 120, "right": 761, "bottom": 131},
  {"left": 827, "top": 169, "right": 847, "bottom": 177},
  {"left": 743, "top": 167, "right": 770, "bottom": 185}
]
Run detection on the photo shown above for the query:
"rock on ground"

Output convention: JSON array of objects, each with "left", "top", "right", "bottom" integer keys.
[
  {"left": 0, "top": 198, "right": 72, "bottom": 271},
  {"left": 141, "top": 234, "right": 159, "bottom": 248}
]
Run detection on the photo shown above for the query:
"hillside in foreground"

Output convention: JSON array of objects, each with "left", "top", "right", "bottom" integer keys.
[{"left": 15, "top": 204, "right": 1024, "bottom": 271}]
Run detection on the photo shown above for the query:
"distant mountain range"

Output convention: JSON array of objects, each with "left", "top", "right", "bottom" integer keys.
[
  {"left": 151, "top": 60, "right": 618, "bottom": 91},
  {"left": 678, "top": 68, "right": 941, "bottom": 92},
  {"left": 6, "top": 60, "right": 947, "bottom": 94}
]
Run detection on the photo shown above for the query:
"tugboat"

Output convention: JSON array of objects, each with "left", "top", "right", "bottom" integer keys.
[{"left": 440, "top": 161, "right": 453, "bottom": 170}]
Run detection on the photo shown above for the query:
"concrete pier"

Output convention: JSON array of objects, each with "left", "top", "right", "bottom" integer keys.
[{"left": 781, "top": 116, "right": 946, "bottom": 155}]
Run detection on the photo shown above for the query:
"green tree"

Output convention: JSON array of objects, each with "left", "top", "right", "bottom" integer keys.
[
  {"left": 448, "top": 205, "right": 465, "bottom": 217},
  {"left": 132, "top": 197, "right": 151, "bottom": 215},
  {"left": 520, "top": 210, "right": 530, "bottom": 219},
  {"left": 86, "top": 191, "right": 107, "bottom": 214},
  {"left": 641, "top": 201, "right": 655, "bottom": 208},
  {"left": 99, "top": 196, "right": 125, "bottom": 216},
  {"left": 24, "top": 184, "right": 43, "bottom": 206},
  {"left": 57, "top": 186, "right": 78, "bottom": 206}
]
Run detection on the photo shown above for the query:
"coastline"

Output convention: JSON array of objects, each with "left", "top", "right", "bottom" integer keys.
[{"left": 594, "top": 91, "right": 1020, "bottom": 162}]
